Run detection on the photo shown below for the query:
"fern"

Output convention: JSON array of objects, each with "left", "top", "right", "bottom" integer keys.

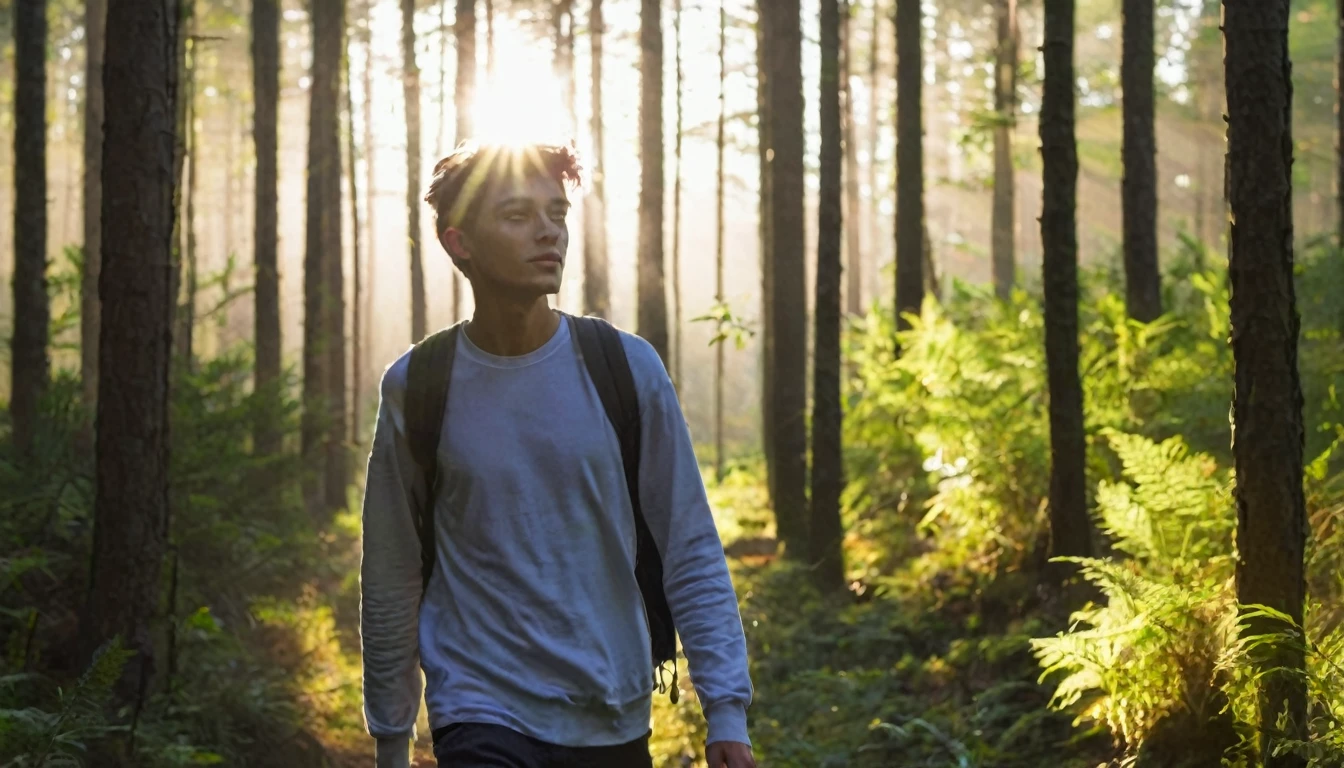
[{"left": 0, "top": 636, "right": 132, "bottom": 767}]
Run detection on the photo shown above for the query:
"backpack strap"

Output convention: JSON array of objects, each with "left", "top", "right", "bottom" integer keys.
[
  {"left": 566, "top": 313, "right": 681, "bottom": 702},
  {"left": 404, "top": 324, "right": 462, "bottom": 595}
]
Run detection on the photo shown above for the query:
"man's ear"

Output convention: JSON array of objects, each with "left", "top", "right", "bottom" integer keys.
[{"left": 441, "top": 227, "right": 472, "bottom": 270}]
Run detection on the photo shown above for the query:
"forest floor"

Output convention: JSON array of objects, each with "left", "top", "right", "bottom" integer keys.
[{"left": 311, "top": 462, "right": 1118, "bottom": 768}]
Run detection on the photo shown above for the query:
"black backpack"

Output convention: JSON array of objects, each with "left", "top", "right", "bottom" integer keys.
[{"left": 403, "top": 312, "right": 681, "bottom": 702}]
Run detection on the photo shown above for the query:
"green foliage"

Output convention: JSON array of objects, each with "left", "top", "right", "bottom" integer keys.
[
  {"left": 0, "top": 265, "right": 338, "bottom": 766},
  {"left": 1031, "top": 432, "right": 1238, "bottom": 754},
  {"left": 1221, "top": 603, "right": 1344, "bottom": 768},
  {"left": 0, "top": 637, "right": 133, "bottom": 767}
]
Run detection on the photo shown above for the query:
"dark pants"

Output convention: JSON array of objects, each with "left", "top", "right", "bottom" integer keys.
[{"left": 432, "top": 723, "right": 654, "bottom": 768}]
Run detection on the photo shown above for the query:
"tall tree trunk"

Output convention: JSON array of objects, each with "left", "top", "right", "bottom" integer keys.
[
  {"left": 362, "top": 8, "right": 376, "bottom": 418},
  {"left": 253, "top": 0, "right": 282, "bottom": 457},
  {"left": 404, "top": 0, "right": 426, "bottom": 341},
  {"left": 894, "top": 0, "right": 923, "bottom": 334},
  {"left": 170, "top": 1, "right": 192, "bottom": 373},
  {"left": 306, "top": 0, "right": 347, "bottom": 518},
  {"left": 553, "top": 0, "right": 576, "bottom": 139},
  {"left": 179, "top": 47, "right": 198, "bottom": 367},
  {"left": 672, "top": 0, "right": 684, "bottom": 388},
  {"left": 1122, "top": 0, "right": 1161, "bottom": 322},
  {"left": 764, "top": 0, "right": 809, "bottom": 558},
  {"left": 757, "top": 2, "right": 775, "bottom": 496},
  {"left": 225, "top": 93, "right": 237, "bottom": 267},
  {"left": 347, "top": 32, "right": 363, "bottom": 444},
  {"left": 867, "top": 0, "right": 881, "bottom": 304},
  {"left": 638, "top": 0, "right": 669, "bottom": 364},
  {"left": 12, "top": 0, "right": 49, "bottom": 455},
  {"left": 454, "top": 0, "right": 475, "bottom": 322},
  {"left": 812, "top": 0, "right": 846, "bottom": 592},
  {"left": 82, "top": 0, "right": 179, "bottom": 738},
  {"left": 992, "top": 0, "right": 1018, "bottom": 300},
  {"left": 327, "top": 2, "right": 350, "bottom": 513},
  {"left": 1226, "top": 1, "right": 1307, "bottom": 762},
  {"left": 440, "top": 0, "right": 452, "bottom": 321},
  {"left": 1040, "top": 0, "right": 1093, "bottom": 578},
  {"left": 842, "top": 0, "right": 863, "bottom": 318},
  {"left": 83, "top": 0, "right": 107, "bottom": 417},
  {"left": 583, "top": 0, "right": 610, "bottom": 319},
  {"left": 715, "top": 0, "right": 727, "bottom": 481},
  {"left": 439, "top": 0, "right": 448, "bottom": 157}
]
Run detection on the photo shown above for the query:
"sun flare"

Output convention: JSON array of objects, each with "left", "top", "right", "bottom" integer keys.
[{"left": 466, "top": 27, "right": 577, "bottom": 150}]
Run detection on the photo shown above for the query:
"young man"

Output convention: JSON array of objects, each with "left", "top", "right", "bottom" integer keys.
[{"left": 359, "top": 141, "right": 756, "bottom": 768}]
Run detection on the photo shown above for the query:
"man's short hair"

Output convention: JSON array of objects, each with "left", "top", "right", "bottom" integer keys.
[{"left": 424, "top": 141, "right": 584, "bottom": 239}]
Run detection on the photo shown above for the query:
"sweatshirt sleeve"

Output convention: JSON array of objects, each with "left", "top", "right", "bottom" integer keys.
[
  {"left": 359, "top": 355, "right": 428, "bottom": 766},
  {"left": 623, "top": 335, "right": 755, "bottom": 747}
]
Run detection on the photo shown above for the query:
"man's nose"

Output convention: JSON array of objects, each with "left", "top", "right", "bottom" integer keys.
[{"left": 536, "top": 215, "right": 562, "bottom": 242}]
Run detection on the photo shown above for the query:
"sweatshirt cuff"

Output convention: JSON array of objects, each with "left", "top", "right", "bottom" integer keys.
[
  {"left": 705, "top": 701, "right": 750, "bottom": 747},
  {"left": 374, "top": 734, "right": 414, "bottom": 768}
]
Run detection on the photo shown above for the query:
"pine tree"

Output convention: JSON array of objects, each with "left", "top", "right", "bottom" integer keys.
[
  {"left": 1040, "top": 0, "right": 1094, "bottom": 577},
  {"left": 1226, "top": 1, "right": 1308, "bottom": 762},
  {"left": 1122, "top": 0, "right": 1161, "bottom": 321},
  {"left": 812, "top": 0, "right": 847, "bottom": 591},
  {"left": 83, "top": 0, "right": 180, "bottom": 742},
  {"left": 894, "top": 0, "right": 923, "bottom": 334},
  {"left": 253, "top": 0, "right": 282, "bottom": 456},
  {"left": 82, "top": 0, "right": 107, "bottom": 416},
  {"left": 404, "top": 0, "right": 427, "bottom": 341},
  {"left": 991, "top": 0, "right": 1018, "bottom": 300},
  {"left": 638, "top": 0, "right": 669, "bottom": 363},
  {"left": 11, "top": 0, "right": 49, "bottom": 454},
  {"left": 583, "top": 0, "right": 611, "bottom": 319}
]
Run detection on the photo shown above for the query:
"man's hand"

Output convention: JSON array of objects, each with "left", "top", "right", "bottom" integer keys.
[{"left": 706, "top": 741, "right": 757, "bottom": 768}]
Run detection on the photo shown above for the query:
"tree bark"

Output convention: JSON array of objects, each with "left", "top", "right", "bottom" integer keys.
[
  {"left": 363, "top": 10, "right": 377, "bottom": 415},
  {"left": 1122, "top": 0, "right": 1161, "bottom": 322},
  {"left": 637, "top": 0, "right": 669, "bottom": 364},
  {"left": 12, "top": 0, "right": 49, "bottom": 455},
  {"left": 992, "top": 0, "right": 1018, "bottom": 300},
  {"left": 757, "top": 1, "right": 776, "bottom": 502},
  {"left": 253, "top": 0, "right": 282, "bottom": 457},
  {"left": 347, "top": 29, "right": 363, "bottom": 444},
  {"left": 454, "top": 0, "right": 475, "bottom": 322},
  {"left": 715, "top": 0, "right": 727, "bottom": 481},
  {"left": 1040, "top": 0, "right": 1093, "bottom": 577},
  {"left": 439, "top": 0, "right": 448, "bottom": 157},
  {"left": 178, "top": 47, "right": 197, "bottom": 367},
  {"left": 672, "top": 0, "right": 684, "bottom": 389},
  {"left": 764, "top": 0, "right": 809, "bottom": 558},
  {"left": 82, "top": 0, "right": 179, "bottom": 736},
  {"left": 812, "top": 0, "right": 847, "bottom": 592},
  {"left": 305, "top": 0, "right": 347, "bottom": 518},
  {"left": 327, "top": 1, "right": 350, "bottom": 513},
  {"left": 83, "top": 0, "right": 107, "bottom": 416},
  {"left": 894, "top": 0, "right": 923, "bottom": 334},
  {"left": 1225, "top": 1, "right": 1308, "bottom": 762},
  {"left": 552, "top": 0, "right": 576, "bottom": 139},
  {"left": 583, "top": 0, "right": 610, "bottom": 319},
  {"left": 404, "top": 0, "right": 426, "bottom": 341},
  {"left": 867, "top": 0, "right": 881, "bottom": 307},
  {"left": 842, "top": 0, "right": 863, "bottom": 318}
]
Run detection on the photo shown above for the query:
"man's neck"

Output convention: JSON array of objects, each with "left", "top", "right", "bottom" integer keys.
[{"left": 464, "top": 295, "right": 560, "bottom": 357}]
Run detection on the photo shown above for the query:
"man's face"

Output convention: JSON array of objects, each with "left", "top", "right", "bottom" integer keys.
[{"left": 442, "top": 171, "right": 570, "bottom": 298}]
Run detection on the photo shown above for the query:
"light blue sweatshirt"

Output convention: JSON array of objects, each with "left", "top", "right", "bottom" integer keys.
[{"left": 359, "top": 316, "right": 753, "bottom": 764}]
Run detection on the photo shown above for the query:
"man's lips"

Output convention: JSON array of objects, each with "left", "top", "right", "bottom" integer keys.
[{"left": 529, "top": 252, "right": 563, "bottom": 264}]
